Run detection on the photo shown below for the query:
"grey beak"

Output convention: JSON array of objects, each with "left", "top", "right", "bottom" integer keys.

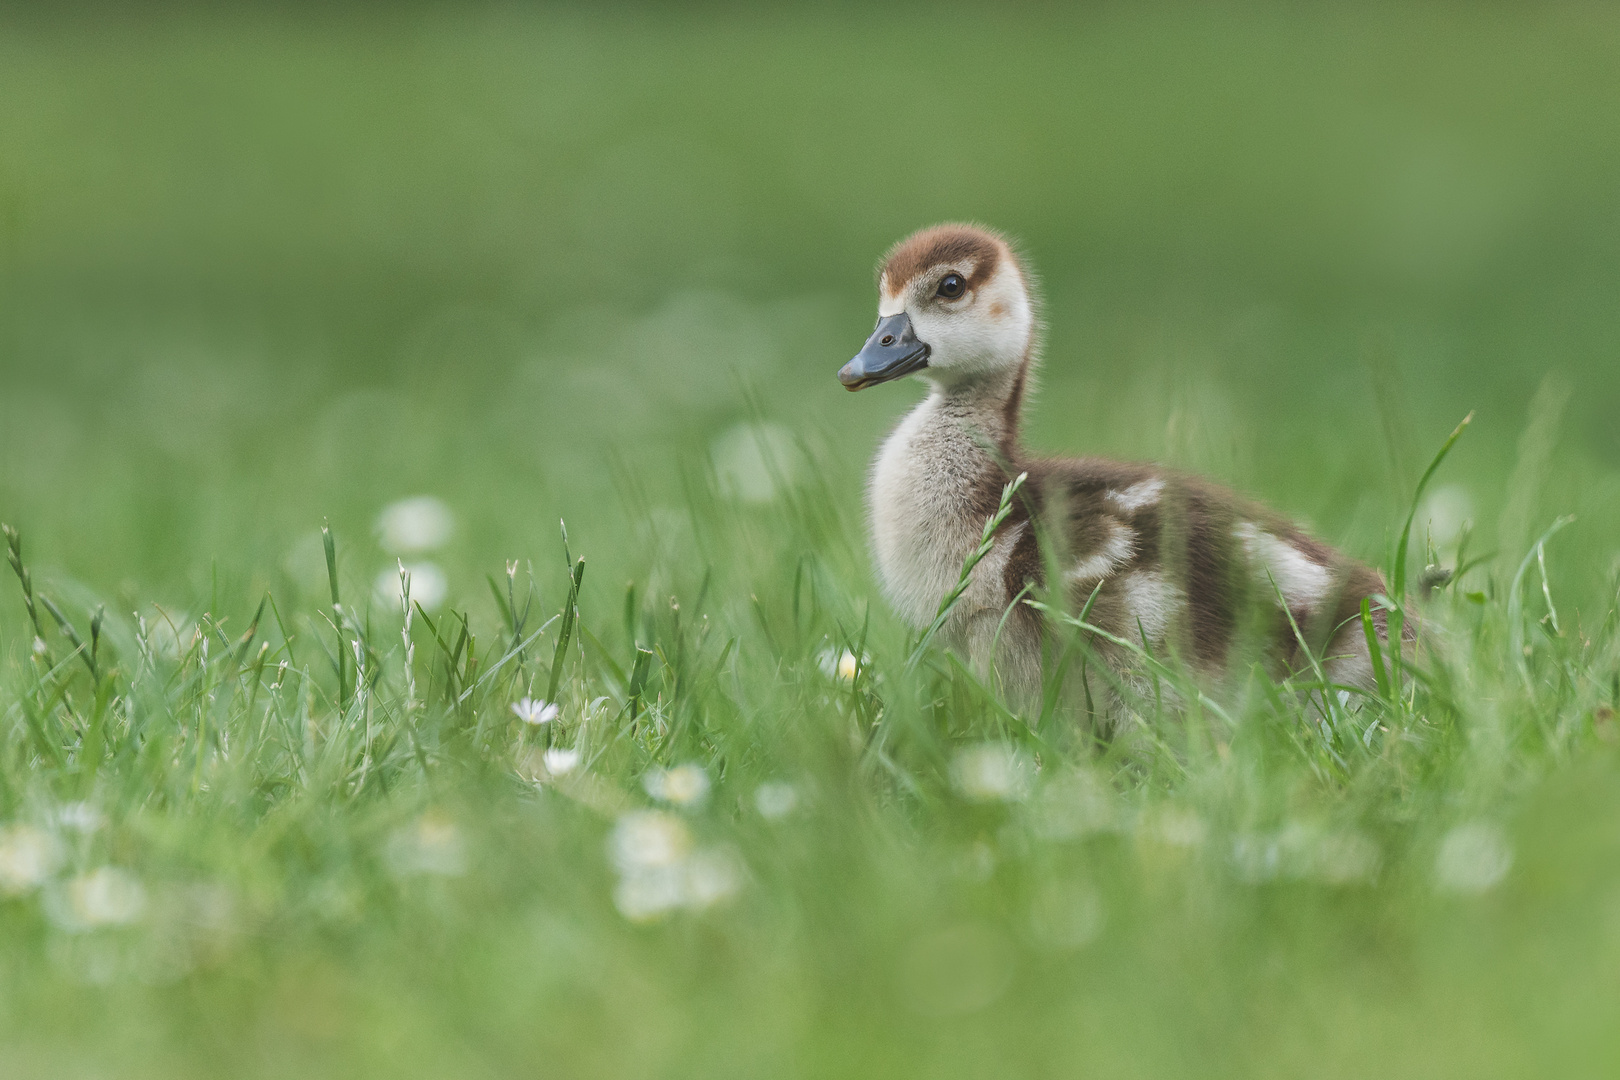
[{"left": 838, "top": 313, "right": 930, "bottom": 391}]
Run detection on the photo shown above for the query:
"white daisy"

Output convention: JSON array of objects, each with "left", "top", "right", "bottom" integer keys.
[
  {"left": 0, "top": 825, "right": 61, "bottom": 895},
  {"left": 950, "top": 744, "right": 1034, "bottom": 803},
  {"left": 1436, "top": 822, "right": 1513, "bottom": 894},
  {"left": 375, "top": 496, "right": 454, "bottom": 555},
  {"left": 64, "top": 868, "right": 147, "bottom": 929},
  {"left": 375, "top": 561, "right": 448, "bottom": 613},
  {"left": 816, "top": 648, "right": 864, "bottom": 683},
  {"left": 753, "top": 781, "right": 799, "bottom": 820},
  {"left": 644, "top": 764, "right": 710, "bottom": 806},
  {"left": 511, "top": 697, "right": 559, "bottom": 726},
  {"left": 55, "top": 802, "right": 105, "bottom": 833},
  {"left": 542, "top": 747, "right": 582, "bottom": 777},
  {"left": 609, "top": 811, "right": 693, "bottom": 874}
]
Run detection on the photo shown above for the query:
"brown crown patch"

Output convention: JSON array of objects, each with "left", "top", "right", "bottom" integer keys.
[{"left": 880, "top": 224, "right": 1006, "bottom": 297}]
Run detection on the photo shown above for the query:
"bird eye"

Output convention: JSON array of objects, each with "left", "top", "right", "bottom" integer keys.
[{"left": 936, "top": 273, "right": 966, "bottom": 299}]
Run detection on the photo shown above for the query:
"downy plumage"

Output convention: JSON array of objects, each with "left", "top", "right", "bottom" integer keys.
[{"left": 840, "top": 223, "right": 1399, "bottom": 720}]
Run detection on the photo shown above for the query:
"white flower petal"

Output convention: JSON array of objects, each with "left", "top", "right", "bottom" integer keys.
[
  {"left": 376, "top": 496, "right": 454, "bottom": 555},
  {"left": 376, "top": 561, "right": 448, "bottom": 613},
  {"left": 57, "top": 868, "right": 147, "bottom": 929},
  {"left": 754, "top": 782, "right": 799, "bottom": 820},
  {"left": 1436, "top": 822, "right": 1513, "bottom": 894},
  {"left": 644, "top": 764, "right": 710, "bottom": 806},
  {"left": 0, "top": 825, "right": 61, "bottom": 895},
  {"left": 609, "top": 811, "right": 692, "bottom": 873},
  {"left": 950, "top": 744, "right": 1033, "bottom": 803},
  {"left": 542, "top": 748, "right": 581, "bottom": 776},
  {"left": 511, "top": 697, "right": 559, "bottom": 725},
  {"left": 682, "top": 848, "right": 744, "bottom": 910}
]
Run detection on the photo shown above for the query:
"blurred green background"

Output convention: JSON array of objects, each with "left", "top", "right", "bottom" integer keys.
[
  {"left": 4, "top": 2, "right": 1618, "bottom": 617},
  {"left": 3, "top": 7, "right": 1620, "bottom": 1077}
]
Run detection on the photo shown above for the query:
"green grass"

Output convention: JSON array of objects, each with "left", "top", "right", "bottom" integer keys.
[{"left": 3, "top": 4, "right": 1620, "bottom": 1077}]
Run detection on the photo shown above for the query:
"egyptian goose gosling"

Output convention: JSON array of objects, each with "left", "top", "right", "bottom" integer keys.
[{"left": 839, "top": 224, "right": 1393, "bottom": 717}]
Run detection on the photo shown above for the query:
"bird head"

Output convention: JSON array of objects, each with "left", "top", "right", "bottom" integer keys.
[{"left": 839, "top": 224, "right": 1037, "bottom": 392}]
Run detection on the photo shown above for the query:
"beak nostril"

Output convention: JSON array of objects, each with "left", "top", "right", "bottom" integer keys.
[{"left": 880, "top": 335, "right": 895, "bottom": 346}]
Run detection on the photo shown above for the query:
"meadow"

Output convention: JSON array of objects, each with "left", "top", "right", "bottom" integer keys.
[{"left": 2, "top": 4, "right": 1620, "bottom": 1076}]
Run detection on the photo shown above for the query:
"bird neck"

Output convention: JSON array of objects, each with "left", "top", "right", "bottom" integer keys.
[{"left": 931, "top": 358, "right": 1029, "bottom": 463}]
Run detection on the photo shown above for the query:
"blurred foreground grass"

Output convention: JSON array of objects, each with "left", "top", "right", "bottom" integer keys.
[{"left": 3, "top": 4, "right": 1620, "bottom": 1077}]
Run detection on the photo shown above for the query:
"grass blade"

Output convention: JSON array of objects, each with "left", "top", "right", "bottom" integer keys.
[
  {"left": 547, "top": 556, "right": 586, "bottom": 704},
  {"left": 907, "top": 471, "right": 1026, "bottom": 672}
]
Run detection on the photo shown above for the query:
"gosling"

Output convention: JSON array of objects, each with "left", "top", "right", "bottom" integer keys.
[{"left": 839, "top": 223, "right": 1396, "bottom": 718}]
